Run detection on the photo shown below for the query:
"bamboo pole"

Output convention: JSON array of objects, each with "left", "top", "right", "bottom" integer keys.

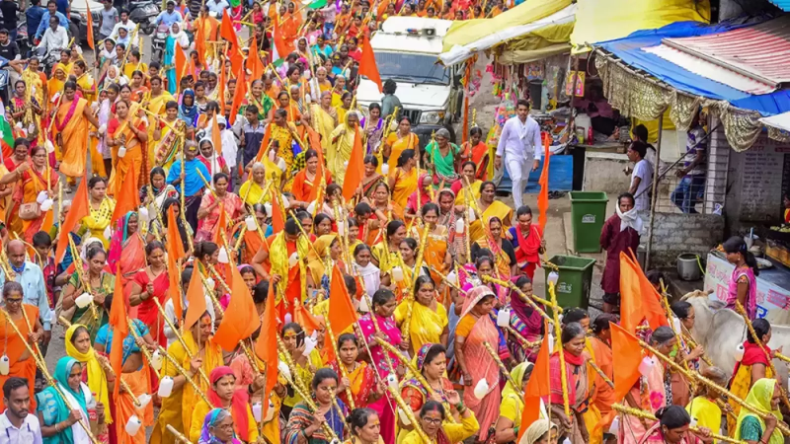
[
  {"left": 481, "top": 275, "right": 554, "bottom": 324},
  {"left": 482, "top": 341, "right": 522, "bottom": 398},
  {"left": 167, "top": 424, "right": 195, "bottom": 443},
  {"left": 125, "top": 318, "right": 160, "bottom": 379},
  {"left": 612, "top": 404, "right": 744, "bottom": 444},
  {"left": 587, "top": 360, "right": 614, "bottom": 388},
  {"left": 385, "top": 383, "right": 435, "bottom": 444},
  {"left": 156, "top": 345, "right": 212, "bottom": 405},
  {"left": 0, "top": 308, "right": 100, "bottom": 444},
  {"left": 325, "top": 319, "right": 356, "bottom": 410},
  {"left": 151, "top": 298, "right": 211, "bottom": 386},
  {"left": 547, "top": 281, "right": 570, "bottom": 418}
]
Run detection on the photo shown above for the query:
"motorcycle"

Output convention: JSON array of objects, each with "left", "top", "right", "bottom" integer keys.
[
  {"left": 151, "top": 23, "right": 168, "bottom": 63},
  {"left": 128, "top": 0, "right": 160, "bottom": 34},
  {"left": 35, "top": 46, "right": 61, "bottom": 76}
]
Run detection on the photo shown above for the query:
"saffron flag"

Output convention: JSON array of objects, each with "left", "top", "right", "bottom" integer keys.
[
  {"left": 537, "top": 133, "right": 550, "bottom": 230},
  {"left": 220, "top": 9, "right": 237, "bottom": 46},
  {"left": 619, "top": 252, "right": 644, "bottom": 333},
  {"left": 254, "top": 279, "right": 279, "bottom": 418},
  {"left": 194, "top": 21, "right": 206, "bottom": 65},
  {"left": 166, "top": 206, "right": 186, "bottom": 261},
  {"left": 342, "top": 127, "right": 365, "bottom": 201},
  {"left": 218, "top": 64, "right": 227, "bottom": 115},
  {"left": 214, "top": 264, "right": 262, "bottom": 350},
  {"left": 212, "top": 202, "right": 227, "bottom": 244},
  {"left": 248, "top": 35, "right": 265, "bottom": 81},
  {"left": 328, "top": 265, "right": 358, "bottom": 333},
  {"left": 56, "top": 173, "right": 89, "bottom": 262},
  {"left": 272, "top": 16, "right": 295, "bottom": 62},
  {"left": 212, "top": 115, "right": 223, "bottom": 155},
  {"left": 110, "top": 167, "right": 140, "bottom": 223},
  {"left": 85, "top": 2, "right": 95, "bottom": 50},
  {"left": 628, "top": 251, "right": 670, "bottom": 330},
  {"left": 610, "top": 322, "right": 644, "bottom": 403},
  {"left": 184, "top": 264, "right": 208, "bottom": 330},
  {"left": 270, "top": 190, "right": 285, "bottom": 233},
  {"left": 175, "top": 44, "right": 188, "bottom": 88},
  {"left": 165, "top": 207, "right": 185, "bottom": 320},
  {"left": 358, "top": 34, "right": 382, "bottom": 92},
  {"left": 109, "top": 265, "right": 129, "bottom": 399},
  {"left": 229, "top": 62, "right": 247, "bottom": 125},
  {"left": 294, "top": 301, "right": 323, "bottom": 336},
  {"left": 519, "top": 321, "right": 550, "bottom": 440}
]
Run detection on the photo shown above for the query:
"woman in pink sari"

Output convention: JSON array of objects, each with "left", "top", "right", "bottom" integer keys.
[
  {"left": 128, "top": 240, "right": 169, "bottom": 347},
  {"left": 549, "top": 321, "right": 591, "bottom": 443},
  {"left": 196, "top": 172, "right": 244, "bottom": 242},
  {"left": 107, "top": 211, "right": 147, "bottom": 289},
  {"left": 357, "top": 287, "right": 402, "bottom": 444},
  {"left": 638, "top": 405, "right": 710, "bottom": 444},
  {"left": 453, "top": 285, "right": 501, "bottom": 441}
]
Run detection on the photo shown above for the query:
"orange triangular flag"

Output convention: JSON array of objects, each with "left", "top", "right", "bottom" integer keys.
[
  {"left": 111, "top": 169, "right": 140, "bottom": 223},
  {"left": 184, "top": 264, "right": 208, "bottom": 330},
  {"left": 519, "top": 321, "right": 550, "bottom": 440},
  {"left": 214, "top": 264, "right": 262, "bottom": 350},
  {"left": 218, "top": 64, "right": 227, "bottom": 115},
  {"left": 270, "top": 191, "right": 284, "bottom": 233},
  {"left": 328, "top": 265, "right": 358, "bottom": 333},
  {"left": 229, "top": 46, "right": 244, "bottom": 77},
  {"left": 109, "top": 265, "right": 129, "bottom": 399},
  {"left": 248, "top": 35, "right": 265, "bottom": 81},
  {"left": 619, "top": 252, "right": 644, "bottom": 333},
  {"left": 175, "top": 44, "right": 188, "bottom": 89},
  {"left": 294, "top": 302, "right": 323, "bottom": 336},
  {"left": 194, "top": 21, "right": 206, "bottom": 66},
  {"left": 166, "top": 244, "right": 182, "bottom": 322},
  {"left": 342, "top": 127, "right": 364, "bottom": 201},
  {"left": 220, "top": 9, "right": 237, "bottom": 46},
  {"left": 229, "top": 63, "right": 247, "bottom": 125},
  {"left": 255, "top": 279, "right": 278, "bottom": 418},
  {"left": 255, "top": 124, "right": 273, "bottom": 163},
  {"left": 628, "top": 251, "right": 670, "bottom": 330},
  {"left": 358, "top": 34, "right": 382, "bottom": 92},
  {"left": 166, "top": 206, "right": 186, "bottom": 261},
  {"left": 56, "top": 173, "right": 90, "bottom": 261},
  {"left": 273, "top": 17, "right": 295, "bottom": 61},
  {"left": 86, "top": 2, "right": 95, "bottom": 50},
  {"left": 610, "top": 322, "right": 644, "bottom": 403},
  {"left": 213, "top": 202, "right": 227, "bottom": 244},
  {"left": 537, "top": 134, "right": 550, "bottom": 230},
  {"left": 212, "top": 115, "right": 222, "bottom": 155}
]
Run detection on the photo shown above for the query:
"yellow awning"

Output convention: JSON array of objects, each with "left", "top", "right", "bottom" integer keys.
[
  {"left": 570, "top": 0, "right": 710, "bottom": 53},
  {"left": 440, "top": 0, "right": 572, "bottom": 65}
]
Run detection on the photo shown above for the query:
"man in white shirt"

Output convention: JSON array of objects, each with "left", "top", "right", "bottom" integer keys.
[
  {"left": 108, "top": 10, "right": 136, "bottom": 42},
  {"left": 205, "top": 0, "right": 228, "bottom": 16},
  {"left": 35, "top": 16, "right": 68, "bottom": 57},
  {"left": 627, "top": 140, "right": 653, "bottom": 216},
  {"left": 495, "top": 99, "right": 542, "bottom": 208},
  {"left": 0, "top": 378, "right": 43, "bottom": 444},
  {"left": 164, "top": 266, "right": 215, "bottom": 347}
]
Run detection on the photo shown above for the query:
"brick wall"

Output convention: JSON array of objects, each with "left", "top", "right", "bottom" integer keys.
[{"left": 647, "top": 212, "right": 725, "bottom": 267}]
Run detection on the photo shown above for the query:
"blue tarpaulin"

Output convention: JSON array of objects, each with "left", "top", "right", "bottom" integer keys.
[
  {"left": 498, "top": 154, "right": 573, "bottom": 194},
  {"left": 597, "top": 20, "right": 790, "bottom": 117}
]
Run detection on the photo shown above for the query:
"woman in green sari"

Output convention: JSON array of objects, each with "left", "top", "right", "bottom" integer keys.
[
  {"left": 59, "top": 246, "right": 115, "bottom": 340},
  {"left": 424, "top": 127, "right": 460, "bottom": 182},
  {"left": 37, "top": 356, "right": 99, "bottom": 444},
  {"left": 733, "top": 378, "right": 783, "bottom": 444}
]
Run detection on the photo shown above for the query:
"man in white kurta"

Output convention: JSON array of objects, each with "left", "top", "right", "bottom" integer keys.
[{"left": 495, "top": 99, "right": 542, "bottom": 208}]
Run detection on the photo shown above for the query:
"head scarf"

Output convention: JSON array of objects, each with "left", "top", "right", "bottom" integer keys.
[
  {"left": 107, "top": 211, "right": 136, "bottom": 270},
  {"left": 65, "top": 324, "right": 111, "bottom": 423},
  {"left": 509, "top": 275, "right": 542, "bottom": 335},
  {"left": 198, "top": 408, "right": 243, "bottom": 444},
  {"left": 206, "top": 366, "right": 251, "bottom": 441},
  {"left": 199, "top": 137, "right": 221, "bottom": 176},
  {"left": 502, "top": 362, "right": 532, "bottom": 402},
  {"left": 403, "top": 343, "right": 441, "bottom": 397},
  {"left": 615, "top": 201, "right": 644, "bottom": 234},
  {"left": 734, "top": 378, "right": 784, "bottom": 444},
  {"left": 36, "top": 357, "right": 88, "bottom": 444},
  {"left": 460, "top": 284, "right": 495, "bottom": 319},
  {"left": 407, "top": 173, "right": 433, "bottom": 212},
  {"left": 179, "top": 89, "right": 199, "bottom": 125},
  {"left": 307, "top": 234, "right": 338, "bottom": 284},
  {"left": 522, "top": 420, "right": 557, "bottom": 444}
]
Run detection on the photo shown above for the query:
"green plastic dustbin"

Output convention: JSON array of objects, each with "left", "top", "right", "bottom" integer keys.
[
  {"left": 545, "top": 255, "right": 596, "bottom": 310},
  {"left": 569, "top": 191, "right": 609, "bottom": 253}
]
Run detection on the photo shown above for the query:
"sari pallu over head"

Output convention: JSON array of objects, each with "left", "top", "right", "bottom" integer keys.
[
  {"left": 37, "top": 357, "right": 90, "bottom": 444},
  {"left": 459, "top": 285, "right": 501, "bottom": 409},
  {"left": 269, "top": 231, "right": 311, "bottom": 303},
  {"left": 65, "top": 323, "right": 112, "bottom": 424},
  {"left": 199, "top": 408, "right": 244, "bottom": 444},
  {"left": 734, "top": 378, "right": 784, "bottom": 444},
  {"left": 207, "top": 366, "right": 252, "bottom": 441}
]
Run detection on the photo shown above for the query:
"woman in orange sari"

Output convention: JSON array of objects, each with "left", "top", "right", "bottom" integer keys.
[
  {"left": 234, "top": 203, "right": 269, "bottom": 266},
  {"left": 292, "top": 149, "right": 332, "bottom": 207},
  {"left": 0, "top": 282, "right": 42, "bottom": 412},
  {"left": 10, "top": 145, "right": 58, "bottom": 242},
  {"left": 459, "top": 127, "right": 490, "bottom": 180},
  {"left": 361, "top": 156, "right": 385, "bottom": 200},
  {"left": 414, "top": 203, "right": 452, "bottom": 287},
  {"left": 272, "top": 90, "right": 308, "bottom": 139},
  {"left": 454, "top": 285, "right": 501, "bottom": 442},
  {"left": 53, "top": 80, "right": 101, "bottom": 181},
  {"left": 107, "top": 99, "right": 148, "bottom": 198},
  {"left": 128, "top": 240, "right": 169, "bottom": 347},
  {"left": 330, "top": 333, "right": 380, "bottom": 408},
  {"left": 107, "top": 211, "right": 147, "bottom": 291},
  {"left": 472, "top": 216, "right": 517, "bottom": 286},
  {"left": 383, "top": 116, "right": 419, "bottom": 172},
  {"left": 388, "top": 149, "right": 418, "bottom": 212}
]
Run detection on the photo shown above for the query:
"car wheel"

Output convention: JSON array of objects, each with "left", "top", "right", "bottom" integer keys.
[
  {"left": 68, "top": 22, "right": 80, "bottom": 43},
  {"left": 143, "top": 24, "right": 155, "bottom": 35}
]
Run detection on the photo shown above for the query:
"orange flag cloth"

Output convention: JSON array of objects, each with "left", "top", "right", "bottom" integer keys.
[
  {"left": 537, "top": 133, "right": 550, "bottom": 230},
  {"left": 166, "top": 206, "right": 186, "bottom": 261},
  {"left": 56, "top": 173, "right": 89, "bottom": 262},
  {"left": 214, "top": 263, "right": 262, "bottom": 350},
  {"left": 254, "top": 279, "right": 279, "bottom": 418},
  {"left": 341, "top": 127, "right": 364, "bottom": 201},
  {"left": 184, "top": 264, "right": 208, "bottom": 330},
  {"left": 519, "top": 321, "right": 550, "bottom": 440},
  {"left": 109, "top": 265, "right": 129, "bottom": 399},
  {"left": 358, "top": 34, "right": 382, "bottom": 92},
  {"left": 328, "top": 265, "right": 358, "bottom": 333},
  {"left": 610, "top": 322, "right": 644, "bottom": 403},
  {"left": 110, "top": 168, "right": 140, "bottom": 223},
  {"left": 229, "top": 63, "right": 247, "bottom": 125}
]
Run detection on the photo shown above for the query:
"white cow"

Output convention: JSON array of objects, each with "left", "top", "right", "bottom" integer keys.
[{"left": 683, "top": 291, "right": 790, "bottom": 386}]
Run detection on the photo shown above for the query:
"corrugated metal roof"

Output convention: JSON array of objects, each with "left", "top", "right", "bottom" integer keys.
[{"left": 660, "top": 16, "right": 790, "bottom": 89}]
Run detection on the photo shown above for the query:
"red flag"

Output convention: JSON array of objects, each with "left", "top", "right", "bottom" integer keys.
[
  {"left": 537, "top": 133, "right": 550, "bottom": 230},
  {"left": 220, "top": 9, "right": 237, "bottom": 46},
  {"left": 328, "top": 265, "right": 358, "bottom": 333},
  {"left": 610, "top": 322, "right": 644, "bottom": 403},
  {"left": 184, "top": 264, "right": 208, "bottom": 330},
  {"left": 166, "top": 206, "right": 186, "bottom": 262},
  {"left": 109, "top": 265, "right": 129, "bottom": 399},
  {"left": 214, "top": 263, "right": 262, "bottom": 350},
  {"left": 519, "top": 321, "right": 550, "bottom": 439},
  {"left": 175, "top": 44, "right": 188, "bottom": 88},
  {"left": 110, "top": 168, "right": 140, "bottom": 223},
  {"left": 254, "top": 280, "right": 278, "bottom": 418},
  {"left": 248, "top": 35, "right": 265, "bottom": 81},
  {"left": 85, "top": 2, "right": 95, "bottom": 50},
  {"left": 358, "top": 34, "right": 382, "bottom": 92},
  {"left": 229, "top": 64, "right": 247, "bottom": 125},
  {"left": 342, "top": 127, "right": 365, "bottom": 201},
  {"left": 56, "top": 173, "right": 90, "bottom": 262}
]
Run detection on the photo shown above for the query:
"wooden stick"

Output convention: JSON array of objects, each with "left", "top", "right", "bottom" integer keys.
[
  {"left": 156, "top": 345, "right": 212, "bottom": 406},
  {"left": 482, "top": 341, "right": 523, "bottom": 397},
  {"left": 612, "top": 403, "right": 745, "bottom": 444},
  {"left": 151, "top": 298, "right": 211, "bottom": 386},
  {"left": 548, "top": 281, "right": 570, "bottom": 417},
  {"left": 167, "top": 424, "right": 195, "bottom": 443},
  {"left": 125, "top": 318, "right": 160, "bottom": 379},
  {"left": 325, "top": 319, "right": 356, "bottom": 410}
]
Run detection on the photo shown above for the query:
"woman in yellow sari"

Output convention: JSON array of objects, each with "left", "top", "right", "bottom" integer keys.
[
  {"left": 312, "top": 91, "right": 338, "bottom": 145},
  {"left": 53, "top": 81, "right": 101, "bottom": 181},
  {"left": 414, "top": 203, "right": 452, "bottom": 289},
  {"left": 74, "top": 61, "right": 97, "bottom": 104},
  {"left": 383, "top": 116, "right": 419, "bottom": 172},
  {"left": 14, "top": 146, "right": 58, "bottom": 242},
  {"left": 336, "top": 91, "right": 353, "bottom": 126},
  {"left": 469, "top": 181, "right": 512, "bottom": 243},
  {"left": 329, "top": 111, "right": 361, "bottom": 187},
  {"left": 453, "top": 161, "right": 482, "bottom": 209},
  {"left": 388, "top": 149, "right": 418, "bottom": 211},
  {"left": 371, "top": 220, "right": 407, "bottom": 286},
  {"left": 728, "top": 318, "right": 775, "bottom": 435},
  {"left": 395, "top": 275, "right": 449, "bottom": 356},
  {"left": 330, "top": 333, "right": 381, "bottom": 408},
  {"left": 154, "top": 312, "right": 224, "bottom": 444},
  {"left": 238, "top": 162, "right": 270, "bottom": 206},
  {"left": 472, "top": 216, "right": 517, "bottom": 279},
  {"left": 80, "top": 177, "right": 116, "bottom": 248},
  {"left": 331, "top": 76, "right": 347, "bottom": 109},
  {"left": 65, "top": 324, "right": 111, "bottom": 443},
  {"left": 281, "top": 322, "right": 324, "bottom": 417},
  {"left": 47, "top": 63, "right": 66, "bottom": 105},
  {"left": 107, "top": 99, "right": 148, "bottom": 198},
  {"left": 494, "top": 362, "right": 532, "bottom": 443},
  {"left": 307, "top": 234, "right": 344, "bottom": 291}
]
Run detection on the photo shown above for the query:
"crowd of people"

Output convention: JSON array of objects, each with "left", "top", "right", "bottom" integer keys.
[{"left": 0, "top": 0, "right": 781, "bottom": 443}]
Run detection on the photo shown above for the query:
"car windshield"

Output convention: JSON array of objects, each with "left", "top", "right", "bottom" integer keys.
[{"left": 374, "top": 52, "right": 449, "bottom": 85}]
